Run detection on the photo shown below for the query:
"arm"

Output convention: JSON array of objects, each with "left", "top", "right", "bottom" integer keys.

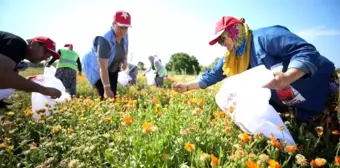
[
  {"left": 196, "top": 57, "right": 227, "bottom": 89},
  {"left": 0, "top": 54, "right": 45, "bottom": 92},
  {"left": 121, "top": 58, "right": 128, "bottom": 70},
  {"left": 76, "top": 57, "right": 82, "bottom": 72},
  {"left": 95, "top": 36, "right": 111, "bottom": 88},
  {"left": 154, "top": 60, "right": 162, "bottom": 73},
  {"left": 264, "top": 26, "right": 319, "bottom": 78},
  {"left": 173, "top": 57, "right": 226, "bottom": 92},
  {"left": 46, "top": 50, "right": 60, "bottom": 67}
]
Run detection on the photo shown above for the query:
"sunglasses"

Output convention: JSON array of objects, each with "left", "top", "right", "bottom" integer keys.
[{"left": 218, "top": 36, "right": 226, "bottom": 45}]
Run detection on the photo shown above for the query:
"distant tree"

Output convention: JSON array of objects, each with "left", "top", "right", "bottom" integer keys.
[
  {"left": 200, "top": 57, "right": 222, "bottom": 72},
  {"left": 166, "top": 52, "right": 201, "bottom": 75},
  {"left": 137, "top": 61, "right": 146, "bottom": 71}
]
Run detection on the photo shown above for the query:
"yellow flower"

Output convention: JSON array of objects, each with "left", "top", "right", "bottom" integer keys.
[
  {"left": 7, "top": 145, "right": 14, "bottom": 152},
  {"left": 239, "top": 133, "right": 251, "bottom": 143},
  {"left": 6, "top": 111, "right": 14, "bottom": 116},
  {"left": 142, "top": 122, "right": 157, "bottom": 134},
  {"left": 184, "top": 143, "right": 195, "bottom": 152},
  {"left": 268, "top": 159, "right": 281, "bottom": 168},
  {"left": 0, "top": 143, "right": 8, "bottom": 150},
  {"left": 52, "top": 125, "right": 61, "bottom": 133}
]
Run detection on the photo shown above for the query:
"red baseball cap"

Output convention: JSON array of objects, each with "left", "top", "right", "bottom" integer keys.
[
  {"left": 209, "top": 16, "right": 244, "bottom": 45},
  {"left": 113, "top": 10, "right": 131, "bottom": 27},
  {"left": 30, "top": 36, "right": 60, "bottom": 59},
  {"left": 64, "top": 43, "right": 73, "bottom": 50}
]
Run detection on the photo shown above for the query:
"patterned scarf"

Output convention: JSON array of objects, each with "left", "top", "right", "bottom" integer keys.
[{"left": 222, "top": 23, "right": 252, "bottom": 77}]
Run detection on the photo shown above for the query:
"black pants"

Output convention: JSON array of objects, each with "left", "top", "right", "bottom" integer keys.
[{"left": 94, "top": 71, "right": 119, "bottom": 100}]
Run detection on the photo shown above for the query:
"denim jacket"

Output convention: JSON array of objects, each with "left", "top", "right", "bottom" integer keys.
[{"left": 198, "top": 25, "right": 335, "bottom": 119}]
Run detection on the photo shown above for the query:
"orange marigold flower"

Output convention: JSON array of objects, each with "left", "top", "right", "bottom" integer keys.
[
  {"left": 123, "top": 115, "right": 133, "bottom": 126},
  {"left": 184, "top": 143, "right": 195, "bottom": 152},
  {"left": 142, "top": 122, "right": 156, "bottom": 134},
  {"left": 271, "top": 139, "right": 281, "bottom": 148},
  {"left": 334, "top": 156, "right": 340, "bottom": 165},
  {"left": 224, "top": 126, "right": 232, "bottom": 133},
  {"left": 152, "top": 98, "right": 159, "bottom": 104},
  {"left": 310, "top": 158, "right": 327, "bottom": 167},
  {"left": 210, "top": 154, "right": 219, "bottom": 167},
  {"left": 246, "top": 159, "right": 259, "bottom": 168},
  {"left": 197, "top": 99, "right": 204, "bottom": 106},
  {"left": 284, "top": 145, "right": 297, "bottom": 154},
  {"left": 239, "top": 133, "right": 251, "bottom": 143},
  {"left": 268, "top": 159, "right": 281, "bottom": 168},
  {"left": 183, "top": 99, "right": 188, "bottom": 103}
]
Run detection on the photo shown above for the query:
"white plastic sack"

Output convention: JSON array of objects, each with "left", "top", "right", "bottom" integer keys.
[
  {"left": 215, "top": 65, "right": 295, "bottom": 145},
  {"left": 145, "top": 70, "right": 156, "bottom": 86},
  {"left": 118, "top": 70, "right": 132, "bottom": 86},
  {"left": 31, "top": 66, "right": 71, "bottom": 121},
  {"left": 0, "top": 88, "right": 15, "bottom": 100}
]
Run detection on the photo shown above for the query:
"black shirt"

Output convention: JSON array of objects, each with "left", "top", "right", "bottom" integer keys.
[{"left": 0, "top": 31, "right": 27, "bottom": 64}]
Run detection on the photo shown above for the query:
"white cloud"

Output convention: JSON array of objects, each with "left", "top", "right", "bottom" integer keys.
[{"left": 296, "top": 26, "right": 340, "bottom": 42}]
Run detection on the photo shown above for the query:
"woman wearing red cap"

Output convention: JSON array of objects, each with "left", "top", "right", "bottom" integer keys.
[
  {"left": 47, "top": 44, "right": 82, "bottom": 97},
  {"left": 82, "top": 10, "right": 130, "bottom": 100},
  {"left": 172, "top": 16, "right": 339, "bottom": 156},
  {"left": 0, "top": 31, "right": 62, "bottom": 99}
]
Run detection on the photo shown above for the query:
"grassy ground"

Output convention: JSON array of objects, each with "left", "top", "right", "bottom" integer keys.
[{"left": 0, "top": 67, "right": 339, "bottom": 167}]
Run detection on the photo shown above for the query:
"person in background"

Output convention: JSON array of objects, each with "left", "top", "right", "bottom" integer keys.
[
  {"left": 144, "top": 55, "right": 168, "bottom": 87},
  {"left": 0, "top": 61, "right": 29, "bottom": 110},
  {"left": 82, "top": 10, "right": 130, "bottom": 100},
  {"left": 47, "top": 44, "right": 82, "bottom": 97},
  {"left": 172, "top": 16, "right": 339, "bottom": 154},
  {"left": 126, "top": 63, "right": 138, "bottom": 85},
  {"left": 0, "top": 31, "right": 62, "bottom": 99}
]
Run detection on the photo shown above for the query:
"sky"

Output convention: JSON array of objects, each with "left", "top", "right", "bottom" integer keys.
[{"left": 1, "top": 0, "right": 340, "bottom": 68}]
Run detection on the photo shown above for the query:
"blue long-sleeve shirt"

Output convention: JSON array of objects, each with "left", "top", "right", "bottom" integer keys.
[{"left": 198, "top": 25, "right": 335, "bottom": 119}]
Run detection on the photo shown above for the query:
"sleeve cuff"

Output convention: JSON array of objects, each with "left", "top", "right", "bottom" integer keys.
[
  {"left": 198, "top": 77, "right": 208, "bottom": 89},
  {"left": 288, "top": 59, "right": 315, "bottom": 75}
]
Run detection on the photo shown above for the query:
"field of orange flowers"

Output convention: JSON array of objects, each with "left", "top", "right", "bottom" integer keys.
[{"left": 0, "top": 69, "right": 339, "bottom": 168}]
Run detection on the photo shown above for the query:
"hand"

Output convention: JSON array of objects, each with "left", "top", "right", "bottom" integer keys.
[
  {"left": 104, "top": 87, "right": 115, "bottom": 99},
  {"left": 27, "top": 76, "right": 37, "bottom": 80},
  {"left": 39, "top": 87, "right": 62, "bottom": 99},
  {"left": 172, "top": 83, "right": 188, "bottom": 93},
  {"left": 263, "top": 71, "right": 292, "bottom": 90},
  {"left": 121, "top": 63, "right": 128, "bottom": 70}
]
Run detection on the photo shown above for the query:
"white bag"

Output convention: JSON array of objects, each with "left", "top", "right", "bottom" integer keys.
[
  {"left": 118, "top": 70, "right": 132, "bottom": 86},
  {"left": 145, "top": 70, "right": 156, "bottom": 86},
  {"left": 0, "top": 88, "right": 15, "bottom": 100},
  {"left": 215, "top": 65, "right": 295, "bottom": 145},
  {"left": 31, "top": 66, "right": 71, "bottom": 121}
]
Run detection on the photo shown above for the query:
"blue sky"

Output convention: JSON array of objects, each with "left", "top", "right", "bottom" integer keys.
[{"left": 1, "top": 0, "right": 339, "bottom": 67}]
